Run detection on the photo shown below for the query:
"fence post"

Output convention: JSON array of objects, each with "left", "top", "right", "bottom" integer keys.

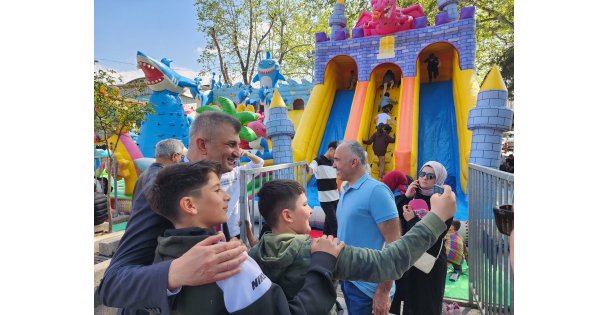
[{"left": 467, "top": 163, "right": 514, "bottom": 314}]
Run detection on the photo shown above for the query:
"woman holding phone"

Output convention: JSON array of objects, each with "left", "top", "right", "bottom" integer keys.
[{"left": 389, "top": 161, "right": 453, "bottom": 315}]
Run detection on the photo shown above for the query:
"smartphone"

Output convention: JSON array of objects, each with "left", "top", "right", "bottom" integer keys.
[{"left": 432, "top": 185, "right": 444, "bottom": 195}]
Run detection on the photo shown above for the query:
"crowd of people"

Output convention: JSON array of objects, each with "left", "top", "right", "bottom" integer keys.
[{"left": 97, "top": 111, "right": 465, "bottom": 315}]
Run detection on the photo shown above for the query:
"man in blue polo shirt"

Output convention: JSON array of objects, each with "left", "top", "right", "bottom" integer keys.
[{"left": 333, "top": 140, "right": 401, "bottom": 315}]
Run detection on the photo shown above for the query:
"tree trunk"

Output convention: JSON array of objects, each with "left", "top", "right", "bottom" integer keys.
[
  {"left": 106, "top": 156, "right": 114, "bottom": 233},
  {"left": 210, "top": 27, "right": 231, "bottom": 85}
]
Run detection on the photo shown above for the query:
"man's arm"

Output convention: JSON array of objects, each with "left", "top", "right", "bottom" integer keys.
[
  {"left": 334, "top": 212, "right": 447, "bottom": 281},
  {"left": 307, "top": 160, "right": 318, "bottom": 176},
  {"left": 97, "top": 180, "right": 247, "bottom": 313},
  {"left": 373, "top": 217, "right": 401, "bottom": 315},
  {"left": 241, "top": 150, "right": 264, "bottom": 167}
]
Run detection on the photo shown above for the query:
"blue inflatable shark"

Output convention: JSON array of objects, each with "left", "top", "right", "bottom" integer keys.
[
  {"left": 135, "top": 51, "right": 203, "bottom": 157},
  {"left": 253, "top": 51, "right": 286, "bottom": 99}
]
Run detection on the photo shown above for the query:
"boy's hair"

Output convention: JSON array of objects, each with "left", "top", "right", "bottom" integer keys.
[
  {"left": 258, "top": 180, "right": 306, "bottom": 228},
  {"left": 452, "top": 220, "right": 461, "bottom": 231},
  {"left": 383, "top": 124, "right": 392, "bottom": 133},
  {"left": 384, "top": 92, "right": 390, "bottom": 97},
  {"left": 376, "top": 123, "right": 384, "bottom": 132},
  {"left": 145, "top": 160, "right": 222, "bottom": 223},
  {"left": 328, "top": 141, "right": 339, "bottom": 150},
  {"left": 383, "top": 105, "right": 392, "bottom": 113}
]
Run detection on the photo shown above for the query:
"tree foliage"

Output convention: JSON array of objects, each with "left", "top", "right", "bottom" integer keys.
[
  {"left": 94, "top": 69, "right": 155, "bottom": 231},
  {"left": 194, "top": 0, "right": 513, "bottom": 97},
  {"left": 195, "top": 0, "right": 274, "bottom": 85},
  {"left": 94, "top": 69, "right": 155, "bottom": 158},
  {"left": 461, "top": 0, "right": 514, "bottom": 98}
]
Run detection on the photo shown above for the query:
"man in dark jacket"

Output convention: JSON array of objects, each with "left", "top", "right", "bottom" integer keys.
[
  {"left": 131, "top": 139, "right": 185, "bottom": 198},
  {"left": 97, "top": 112, "right": 249, "bottom": 315}
]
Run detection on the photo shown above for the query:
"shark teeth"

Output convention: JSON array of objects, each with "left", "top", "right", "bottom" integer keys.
[
  {"left": 137, "top": 61, "right": 155, "bottom": 70},
  {"left": 138, "top": 61, "right": 163, "bottom": 85},
  {"left": 146, "top": 78, "right": 164, "bottom": 85},
  {"left": 259, "top": 66, "right": 275, "bottom": 75}
]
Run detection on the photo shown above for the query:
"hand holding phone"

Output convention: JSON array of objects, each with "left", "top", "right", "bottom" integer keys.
[{"left": 432, "top": 184, "right": 445, "bottom": 195}]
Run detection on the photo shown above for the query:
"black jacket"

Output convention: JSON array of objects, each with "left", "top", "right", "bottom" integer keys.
[
  {"left": 395, "top": 192, "right": 453, "bottom": 257},
  {"left": 154, "top": 227, "right": 339, "bottom": 315}
]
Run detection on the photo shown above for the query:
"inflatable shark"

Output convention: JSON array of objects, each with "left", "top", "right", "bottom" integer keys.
[
  {"left": 253, "top": 51, "right": 286, "bottom": 105},
  {"left": 135, "top": 51, "right": 202, "bottom": 157}
]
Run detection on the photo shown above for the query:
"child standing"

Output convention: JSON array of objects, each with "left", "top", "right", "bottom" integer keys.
[
  {"left": 249, "top": 179, "right": 456, "bottom": 315},
  {"left": 445, "top": 220, "right": 466, "bottom": 281},
  {"left": 363, "top": 124, "right": 395, "bottom": 179}
]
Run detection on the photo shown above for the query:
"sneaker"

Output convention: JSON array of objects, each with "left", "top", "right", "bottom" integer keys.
[{"left": 449, "top": 272, "right": 460, "bottom": 282}]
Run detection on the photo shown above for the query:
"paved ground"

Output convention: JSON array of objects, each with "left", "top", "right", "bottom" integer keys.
[
  {"left": 336, "top": 285, "right": 481, "bottom": 315},
  {"left": 95, "top": 290, "right": 480, "bottom": 315}
]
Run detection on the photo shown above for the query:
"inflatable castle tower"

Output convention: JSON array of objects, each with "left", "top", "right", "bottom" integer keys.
[
  {"left": 266, "top": 90, "right": 295, "bottom": 164},
  {"left": 467, "top": 65, "right": 513, "bottom": 168}
]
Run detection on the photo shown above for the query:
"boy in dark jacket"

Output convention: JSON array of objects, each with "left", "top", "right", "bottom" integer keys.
[
  {"left": 146, "top": 160, "right": 342, "bottom": 315},
  {"left": 363, "top": 124, "right": 396, "bottom": 179},
  {"left": 249, "top": 180, "right": 456, "bottom": 315}
]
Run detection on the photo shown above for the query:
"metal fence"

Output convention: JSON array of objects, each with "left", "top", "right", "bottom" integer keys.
[
  {"left": 467, "top": 163, "right": 514, "bottom": 314},
  {"left": 239, "top": 161, "right": 308, "bottom": 247}
]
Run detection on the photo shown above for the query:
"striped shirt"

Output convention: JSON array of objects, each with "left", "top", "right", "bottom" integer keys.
[{"left": 309, "top": 155, "right": 339, "bottom": 202}]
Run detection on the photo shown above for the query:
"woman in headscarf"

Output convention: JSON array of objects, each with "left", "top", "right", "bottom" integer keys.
[
  {"left": 389, "top": 161, "right": 453, "bottom": 315},
  {"left": 381, "top": 170, "right": 411, "bottom": 197}
]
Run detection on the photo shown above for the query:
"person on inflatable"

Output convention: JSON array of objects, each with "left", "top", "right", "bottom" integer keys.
[{"left": 424, "top": 53, "right": 440, "bottom": 83}]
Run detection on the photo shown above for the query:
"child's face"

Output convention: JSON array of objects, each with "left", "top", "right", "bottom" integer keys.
[
  {"left": 192, "top": 172, "right": 231, "bottom": 228},
  {"left": 289, "top": 193, "right": 313, "bottom": 234}
]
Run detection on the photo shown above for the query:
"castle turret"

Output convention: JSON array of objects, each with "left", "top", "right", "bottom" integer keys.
[
  {"left": 467, "top": 65, "right": 513, "bottom": 168},
  {"left": 437, "top": 0, "right": 461, "bottom": 21},
  {"left": 329, "top": 0, "right": 348, "bottom": 40},
  {"left": 266, "top": 90, "right": 295, "bottom": 165}
]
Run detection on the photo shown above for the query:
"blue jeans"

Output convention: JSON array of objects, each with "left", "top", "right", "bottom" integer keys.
[{"left": 340, "top": 281, "right": 373, "bottom": 315}]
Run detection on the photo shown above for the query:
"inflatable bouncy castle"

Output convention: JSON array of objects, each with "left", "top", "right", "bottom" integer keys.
[{"left": 294, "top": 0, "right": 481, "bottom": 217}]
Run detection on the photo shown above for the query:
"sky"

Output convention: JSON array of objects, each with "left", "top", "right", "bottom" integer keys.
[{"left": 95, "top": 0, "right": 206, "bottom": 83}]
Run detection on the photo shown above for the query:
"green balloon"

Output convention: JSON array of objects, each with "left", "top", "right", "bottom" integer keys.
[{"left": 240, "top": 127, "right": 258, "bottom": 142}]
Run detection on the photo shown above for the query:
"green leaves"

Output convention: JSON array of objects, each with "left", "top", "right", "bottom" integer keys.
[{"left": 94, "top": 69, "right": 156, "bottom": 155}]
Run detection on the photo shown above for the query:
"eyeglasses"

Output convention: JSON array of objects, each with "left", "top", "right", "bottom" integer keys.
[
  {"left": 417, "top": 171, "right": 436, "bottom": 180},
  {"left": 174, "top": 153, "right": 185, "bottom": 162}
]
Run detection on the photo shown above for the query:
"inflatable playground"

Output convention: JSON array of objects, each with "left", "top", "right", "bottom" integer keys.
[
  {"left": 96, "top": 0, "right": 513, "bottom": 303},
  {"left": 96, "top": 0, "right": 515, "bottom": 222}
]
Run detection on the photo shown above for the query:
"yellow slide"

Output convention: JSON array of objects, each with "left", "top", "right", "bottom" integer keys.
[
  {"left": 451, "top": 53, "right": 479, "bottom": 193},
  {"left": 292, "top": 61, "right": 339, "bottom": 163},
  {"left": 361, "top": 79, "right": 402, "bottom": 179}
]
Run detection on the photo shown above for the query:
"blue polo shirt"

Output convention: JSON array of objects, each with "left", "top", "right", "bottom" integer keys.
[{"left": 337, "top": 173, "right": 398, "bottom": 298}]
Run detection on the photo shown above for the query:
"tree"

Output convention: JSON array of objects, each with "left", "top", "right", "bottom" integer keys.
[
  {"left": 94, "top": 69, "right": 155, "bottom": 231},
  {"left": 265, "top": 0, "right": 332, "bottom": 79},
  {"left": 460, "top": 0, "right": 514, "bottom": 98},
  {"left": 195, "top": 0, "right": 274, "bottom": 85}
]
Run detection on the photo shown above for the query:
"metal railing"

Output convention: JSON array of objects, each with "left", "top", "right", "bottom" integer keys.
[
  {"left": 468, "top": 163, "right": 514, "bottom": 314},
  {"left": 239, "top": 161, "right": 308, "bottom": 247}
]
